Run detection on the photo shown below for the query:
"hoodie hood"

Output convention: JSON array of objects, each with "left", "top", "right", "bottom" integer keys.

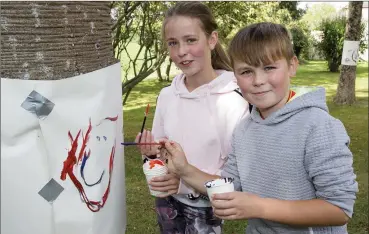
[
  {"left": 170, "top": 70, "right": 238, "bottom": 99},
  {"left": 251, "top": 86, "right": 329, "bottom": 125}
]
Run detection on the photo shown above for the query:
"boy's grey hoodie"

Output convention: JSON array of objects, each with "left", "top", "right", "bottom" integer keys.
[{"left": 222, "top": 87, "right": 358, "bottom": 234}]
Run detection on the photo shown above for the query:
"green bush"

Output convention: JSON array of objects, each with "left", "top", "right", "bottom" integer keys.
[
  {"left": 288, "top": 22, "right": 311, "bottom": 60},
  {"left": 318, "top": 16, "right": 367, "bottom": 72},
  {"left": 318, "top": 17, "right": 346, "bottom": 72}
]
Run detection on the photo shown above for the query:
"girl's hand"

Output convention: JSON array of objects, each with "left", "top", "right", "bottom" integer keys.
[
  {"left": 211, "top": 191, "right": 263, "bottom": 220},
  {"left": 161, "top": 140, "right": 189, "bottom": 176},
  {"left": 134, "top": 129, "right": 160, "bottom": 157},
  {"left": 148, "top": 173, "right": 179, "bottom": 197}
]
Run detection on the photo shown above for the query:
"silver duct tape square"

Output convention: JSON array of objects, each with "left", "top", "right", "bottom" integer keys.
[
  {"left": 21, "top": 90, "right": 55, "bottom": 119},
  {"left": 38, "top": 178, "right": 64, "bottom": 203}
]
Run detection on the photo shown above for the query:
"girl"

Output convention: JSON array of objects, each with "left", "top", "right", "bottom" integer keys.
[{"left": 135, "top": 2, "right": 248, "bottom": 234}]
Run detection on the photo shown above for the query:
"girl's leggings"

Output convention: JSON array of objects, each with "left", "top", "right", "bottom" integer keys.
[{"left": 155, "top": 196, "right": 223, "bottom": 234}]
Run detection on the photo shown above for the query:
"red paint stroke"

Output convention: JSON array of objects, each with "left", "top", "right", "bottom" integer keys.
[
  {"left": 78, "top": 119, "right": 92, "bottom": 163},
  {"left": 96, "top": 115, "right": 118, "bottom": 126},
  {"left": 149, "top": 159, "right": 165, "bottom": 169},
  {"left": 60, "top": 116, "right": 118, "bottom": 212}
]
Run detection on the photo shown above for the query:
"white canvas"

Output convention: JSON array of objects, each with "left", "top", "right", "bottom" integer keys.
[{"left": 1, "top": 63, "right": 126, "bottom": 234}]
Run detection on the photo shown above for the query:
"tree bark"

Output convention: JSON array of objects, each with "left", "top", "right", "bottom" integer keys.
[
  {"left": 334, "top": 2, "right": 363, "bottom": 105},
  {"left": 156, "top": 67, "right": 163, "bottom": 81},
  {"left": 329, "top": 61, "right": 340, "bottom": 73},
  {"left": 1, "top": 1, "right": 117, "bottom": 80},
  {"left": 165, "top": 59, "right": 172, "bottom": 81}
]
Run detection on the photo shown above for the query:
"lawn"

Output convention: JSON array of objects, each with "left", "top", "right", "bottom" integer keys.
[
  {"left": 122, "top": 61, "right": 368, "bottom": 234},
  {"left": 119, "top": 42, "right": 177, "bottom": 81}
]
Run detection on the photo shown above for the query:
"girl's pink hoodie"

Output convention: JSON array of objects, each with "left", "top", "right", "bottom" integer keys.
[{"left": 152, "top": 70, "right": 248, "bottom": 207}]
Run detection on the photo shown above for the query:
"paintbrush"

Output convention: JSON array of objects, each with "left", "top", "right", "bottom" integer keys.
[
  {"left": 121, "top": 142, "right": 163, "bottom": 146},
  {"left": 138, "top": 103, "right": 150, "bottom": 143}
]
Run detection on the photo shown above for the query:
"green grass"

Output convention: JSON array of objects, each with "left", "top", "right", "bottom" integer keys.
[
  {"left": 123, "top": 61, "right": 368, "bottom": 234},
  {"left": 119, "top": 42, "right": 177, "bottom": 81}
]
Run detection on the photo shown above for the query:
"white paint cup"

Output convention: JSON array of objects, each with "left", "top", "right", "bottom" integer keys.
[
  {"left": 143, "top": 159, "right": 168, "bottom": 197},
  {"left": 204, "top": 177, "right": 234, "bottom": 201}
]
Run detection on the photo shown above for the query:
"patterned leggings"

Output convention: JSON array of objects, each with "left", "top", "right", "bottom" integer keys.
[{"left": 155, "top": 196, "right": 223, "bottom": 234}]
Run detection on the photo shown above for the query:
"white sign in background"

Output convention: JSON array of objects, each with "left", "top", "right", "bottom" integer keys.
[
  {"left": 1, "top": 63, "right": 126, "bottom": 234},
  {"left": 341, "top": 40, "right": 360, "bottom": 66}
]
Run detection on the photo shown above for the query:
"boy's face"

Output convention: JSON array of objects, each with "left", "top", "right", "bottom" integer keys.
[{"left": 234, "top": 57, "right": 298, "bottom": 117}]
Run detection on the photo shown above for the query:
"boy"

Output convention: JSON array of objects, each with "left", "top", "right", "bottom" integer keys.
[{"left": 161, "top": 22, "right": 358, "bottom": 233}]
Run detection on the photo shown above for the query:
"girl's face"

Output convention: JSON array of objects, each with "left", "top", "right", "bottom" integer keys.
[{"left": 164, "top": 16, "right": 217, "bottom": 78}]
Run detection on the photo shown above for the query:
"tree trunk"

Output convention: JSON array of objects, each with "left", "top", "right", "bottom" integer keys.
[
  {"left": 122, "top": 88, "right": 132, "bottom": 105},
  {"left": 156, "top": 67, "right": 163, "bottom": 81},
  {"left": 334, "top": 1, "right": 363, "bottom": 105},
  {"left": 329, "top": 60, "right": 340, "bottom": 73},
  {"left": 1, "top": 1, "right": 117, "bottom": 80},
  {"left": 165, "top": 59, "right": 172, "bottom": 81}
]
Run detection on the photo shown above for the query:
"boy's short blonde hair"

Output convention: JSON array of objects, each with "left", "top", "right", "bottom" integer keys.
[{"left": 228, "top": 22, "right": 295, "bottom": 67}]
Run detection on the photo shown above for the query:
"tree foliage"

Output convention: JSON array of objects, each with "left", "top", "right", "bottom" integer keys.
[
  {"left": 318, "top": 17, "right": 347, "bottom": 72},
  {"left": 207, "top": 2, "right": 309, "bottom": 60},
  {"left": 112, "top": 1, "right": 309, "bottom": 102},
  {"left": 278, "top": 1, "right": 306, "bottom": 20},
  {"left": 288, "top": 21, "right": 310, "bottom": 60},
  {"left": 207, "top": 2, "right": 293, "bottom": 44},
  {"left": 318, "top": 16, "right": 367, "bottom": 72},
  {"left": 112, "top": 2, "right": 169, "bottom": 104},
  {"left": 301, "top": 3, "right": 337, "bottom": 31}
]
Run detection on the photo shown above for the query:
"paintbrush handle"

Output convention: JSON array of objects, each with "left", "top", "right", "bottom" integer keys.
[
  {"left": 138, "top": 117, "right": 146, "bottom": 143},
  {"left": 139, "top": 117, "right": 147, "bottom": 137},
  {"left": 121, "top": 142, "right": 162, "bottom": 146},
  {"left": 138, "top": 104, "right": 150, "bottom": 143}
]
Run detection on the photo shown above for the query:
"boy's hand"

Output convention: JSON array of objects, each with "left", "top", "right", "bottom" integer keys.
[
  {"left": 161, "top": 140, "right": 189, "bottom": 176},
  {"left": 211, "top": 191, "right": 263, "bottom": 220},
  {"left": 149, "top": 173, "right": 179, "bottom": 197}
]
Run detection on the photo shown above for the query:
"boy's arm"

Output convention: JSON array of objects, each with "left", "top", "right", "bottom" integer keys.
[
  {"left": 177, "top": 130, "right": 242, "bottom": 195},
  {"left": 177, "top": 97, "right": 247, "bottom": 195},
  {"left": 258, "top": 197, "right": 349, "bottom": 226},
  {"left": 241, "top": 117, "right": 356, "bottom": 226},
  {"left": 214, "top": 117, "right": 357, "bottom": 226},
  {"left": 219, "top": 132, "right": 242, "bottom": 191},
  {"left": 263, "top": 117, "right": 358, "bottom": 226},
  {"left": 260, "top": 117, "right": 357, "bottom": 226},
  {"left": 216, "top": 98, "right": 248, "bottom": 191},
  {"left": 179, "top": 164, "right": 219, "bottom": 195},
  {"left": 303, "top": 118, "right": 358, "bottom": 219}
]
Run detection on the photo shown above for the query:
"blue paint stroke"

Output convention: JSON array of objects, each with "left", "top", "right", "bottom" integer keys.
[
  {"left": 80, "top": 151, "right": 105, "bottom": 187},
  {"left": 103, "top": 136, "right": 107, "bottom": 141}
]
